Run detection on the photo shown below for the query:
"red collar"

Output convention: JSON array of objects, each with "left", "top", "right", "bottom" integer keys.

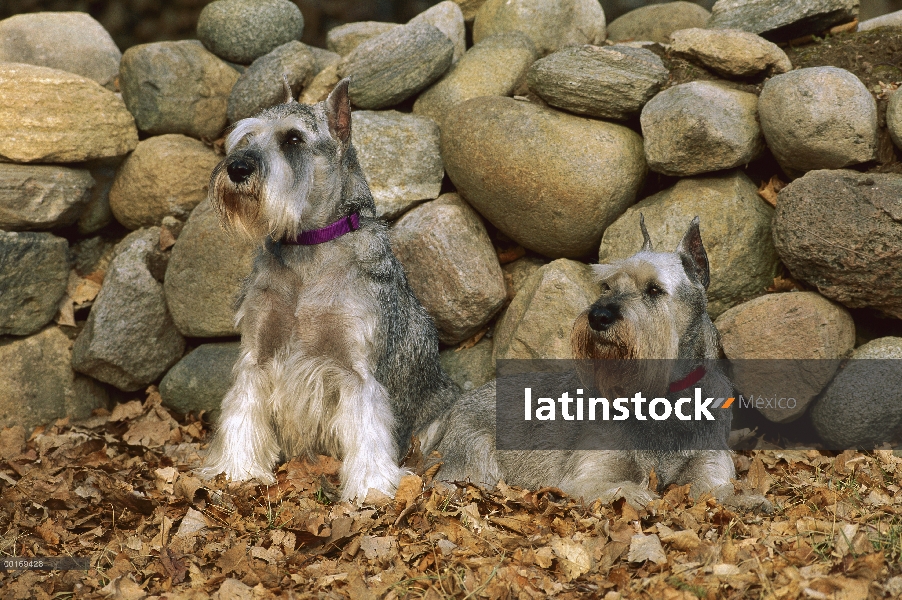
[{"left": 668, "top": 366, "right": 706, "bottom": 393}]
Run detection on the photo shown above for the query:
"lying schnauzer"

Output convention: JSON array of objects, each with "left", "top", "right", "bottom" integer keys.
[
  {"left": 200, "top": 79, "right": 458, "bottom": 501},
  {"left": 431, "top": 217, "right": 769, "bottom": 510}
]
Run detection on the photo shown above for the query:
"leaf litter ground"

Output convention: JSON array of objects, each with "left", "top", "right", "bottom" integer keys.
[{"left": 1, "top": 387, "right": 901, "bottom": 599}]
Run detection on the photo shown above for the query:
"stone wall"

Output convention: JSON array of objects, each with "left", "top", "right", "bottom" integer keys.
[{"left": 2, "top": 0, "right": 902, "bottom": 447}]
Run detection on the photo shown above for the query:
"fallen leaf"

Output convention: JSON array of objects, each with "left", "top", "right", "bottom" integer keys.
[
  {"left": 757, "top": 175, "right": 786, "bottom": 207},
  {"left": 627, "top": 533, "right": 667, "bottom": 565},
  {"left": 550, "top": 536, "right": 592, "bottom": 581}
]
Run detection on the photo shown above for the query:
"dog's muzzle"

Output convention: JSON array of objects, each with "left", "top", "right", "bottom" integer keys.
[
  {"left": 227, "top": 159, "right": 255, "bottom": 184},
  {"left": 588, "top": 302, "right": 620, "bottom": 332}
]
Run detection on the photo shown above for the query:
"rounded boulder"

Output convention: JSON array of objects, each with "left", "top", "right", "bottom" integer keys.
[
  {"left": 441, "top": 96, "right": 646, "bottom": 258},
  {"left": 197, "top": 0, "right": 305, "bottom": 65}
]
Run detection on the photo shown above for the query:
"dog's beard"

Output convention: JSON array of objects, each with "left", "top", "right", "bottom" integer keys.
[
  {"left": 209, "top": 171, "right": 268, "bottom": 239},
  {"left": 571, "top": 311, "right": 673, "bottom": 398}
]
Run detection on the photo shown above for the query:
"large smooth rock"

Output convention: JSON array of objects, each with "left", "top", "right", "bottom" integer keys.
[
  {"left": 812, "top": 337, "right": 902, "bottom": 448},
  {"left": 160, "top": 342, "right": 241, "bottom": 420},
  {"left": 390, "top": 194, "right": 506, "bottom": 345},
  {"left": 440, "top": 337, "right": 495, "bottom": 392},
  {"left": 197, "top": 0, "right": 305, "bottom": 65},
  {"left": 708, "top": 0, "right": 859, "bottom": 42},
  {"left": 758, "top": 67, "right": 877, "bottom": 174},
  {"left": 109, "top": 135, "right": 222, "bottom": 230},
  {"left": 494, "top": 259, "right": 598, "bottom": 360},
  {"left": 72, "top": 228, "right": 186, "bottom": 391},
  {"left": 0, "top": 164, "right": 94, "bottom": 230},
  {"left": 164, "top": 200, "right": 257, "bottom": 338},
  {"left": 669, "top": 28, "right": 791, "bottom": 77},
  {"left": 640, "top": 81, "right": 764, "bottom": 176},
  {"left": 414, "top": 33, "right": 537, "bottom": 127},
  {"left": 441, "top": 96, "right": 646, "bottom": 258},
  {"left": 599, "top": 171, "right": 778, "bottom": 318},
  {"left": 0, "top": 12, "right": 121, "bottom": 89},
  {"left": 410, "top": 1, "right": 467, "bottom": 64},
  {"left": 119, "top": 41, "right": 240, "bottom": 140},
  {"left": 528, "top": 44, "right": 668, "bottom": 120},
  {"left": 339, "top": 22, "right": 454, "bottom": 110},
  {"left": 0, "top": 231, "right": 68, "bottom": 336},
  {"left": 473, "top": 0, "right": 607, "bottom": 55},
  {"left": 0, "top": 327, "right": 107, "bottom": 432},
  {"left": 0, "top": 64, "right": 138, "bottom": 163},
  {"left": 227, "top": 41, "right": 316, "bottom": 122},
  {"left": 858, "top": 9, "right": 902, "bottom": 30},
  {"left": 353, "top": 110, "right": 444, "bottom": 219},
  {"left": 888, "top": 89, "right": 902, "bottom": 151},
  {"left": 773, "top": 170, "right": 902, "bottom": 319},
  {"left": 715, "top": 292, "right": 855, "bottom": 422},
  {"left": 326, "top": 22, "right": 400, "bottom": 56},
  {"left": 607, "top": 2, "right": 710, "bottom": 44}
]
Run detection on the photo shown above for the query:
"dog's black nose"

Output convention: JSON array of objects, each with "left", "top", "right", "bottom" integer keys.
[
  {"left": 588, "top": 303, "right": 620, "bottom": 331},
  {"left": 227, "top": 160, "right": 254, "bottom": 183}
]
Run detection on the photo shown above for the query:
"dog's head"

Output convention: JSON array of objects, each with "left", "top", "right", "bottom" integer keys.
[
  {"left": 572, "top": 215, "right": 711, "bottom": 362},
  {"left": 208, "top": 77, "right": 372, "bottom": 240}
]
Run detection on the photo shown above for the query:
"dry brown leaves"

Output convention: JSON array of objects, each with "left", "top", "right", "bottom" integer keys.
[{"left": 1, "top": 389, "right": 901, "bottom": 599}]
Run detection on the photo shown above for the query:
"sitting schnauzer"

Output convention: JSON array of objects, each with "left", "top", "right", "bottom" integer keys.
[
  {"left": 431, "top": 217, "right": 769, "bottom": 510},
  {"left": 200, "top": 79, "right": 458, "bottom": 501}
]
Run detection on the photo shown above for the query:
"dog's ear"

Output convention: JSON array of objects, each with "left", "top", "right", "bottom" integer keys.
[
  {"left": 326, "top": 77, "right": 352, "bottom": 147},
  {"left": 676, "top": 216, "right": 710, "bottom": 288},
  {"left": 281, "top": 74, "right": 295, "bottom": 104},
  {"left": 639, "top": 213, "right": 653, "bottom": 252}
]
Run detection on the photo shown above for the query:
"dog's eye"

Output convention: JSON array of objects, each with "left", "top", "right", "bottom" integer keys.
[
  {"left": 646, "top": 283, "right": 664, "bottom": 297},
  {"left": 283, "top": 130, "right": 304, "bottom": 146}
]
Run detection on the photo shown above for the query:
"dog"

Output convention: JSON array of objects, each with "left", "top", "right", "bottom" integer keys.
[
  {"left": 199, "top": 78, "right": 458, "bottom": 502},
  {"left": 429, "top": 217, "right": 769, "bottom": 510}
]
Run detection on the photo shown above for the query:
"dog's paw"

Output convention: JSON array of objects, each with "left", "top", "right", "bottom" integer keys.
[
  {"left": 341, "top": 467, "right": 403, "bottom": 504},
  {"left": 602, "top": 482, "right": 659, "bottom": 508},
  {"left": 197, "top": 460, "right": 277, "bottom": 485},
  {"left": 722, "top": 492, "right": 773, "bottom": 513}
]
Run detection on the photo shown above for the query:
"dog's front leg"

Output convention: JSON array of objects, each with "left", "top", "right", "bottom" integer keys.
[
  {"left": 334, "top": 371, "right": 404, "bottom": 502},
  {"left": 200, "top": 352, "right": 280, "bottom": 484}
]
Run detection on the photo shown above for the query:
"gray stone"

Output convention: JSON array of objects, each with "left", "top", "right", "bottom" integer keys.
[
  {"left": 390, "top": 194, "right": 506, "bottom": 345},
  {"left": 812, "top": 337, "right": 902, "bottom": 448},
  {"left": 326, "top": 22, "right": 399, "bottom": 56},
  {"left": 708, "top": 0, "right": 859, "bottom": 42},
  {"left": 72, "top": 228, "right": 185, "bottom": 391},
  {"left": 119, "top": 41, "right": 240, "bottom": 140},
  {"left": 773, "top": 170, "right": 902, "bottom": 319},
  {"left": 640, "top": 81, "right": 764, "bottom": 176},
  {"left": 0, "top": 64, "right": 138, "bottom": 163},
  {"left": 858, "top": 9, "right": 902, "bottom": 30},
  {"left": 0, "top": 327, "right": 107, "bottom": 432},
  {"left": 109, "top": 135, "right": 222, "bottom": 230},
  {"left": 164, "top": 200, "right": 257, "bottom": 338},
  {"left": 353, "top": 110, "right": 444, "bottom": 219},
  {"left": 160, "top": 342, "right": 241, "bottom": 419},
  {"left": 0, "top": 12, "right": 121, "bottom": 89},
  {"left": 413, "top": 33, "right": 537, "bottom": 127},
  {"left": 441, "top": 96, "right": 646, "bottom": 259},
  {"left": 669, "top": 27, "right": 792, "bottom": 77},
  {"left": 197, "top": 0, "right": 305, "bottom": 64},
  {"left": 473, "top": 0, "right": 607, "bottom": 55},
  {"left": 309, "top": 46, "right": 341, "bottom": 74},
  {"left": 758, "top": 67, "right": 877, "bottom": 175},
  {"left": 0, "top": 231, "right": 68, "bottom": 336},
  {"left": 494, "top": 259, "right": 598, "bottom": 360},
  {"left": 599, "top": 171, "right": 778, "bottom": 318},
  {"left": 0, "top": 164, "right": 94, "bottom": 230},
  {"left": 527, "top": 45, "right": 669, "bottom": 121},
  {"left": 888, "top": 89, "right": 902, "bottom": 151},
  {"left": 78, "top": 158, "right": 121, "bottom": 235},
  {"left": 410, "top": 1, "right": 467, "bottom": 64},
  {"left": 440, "top": 337, "right": 495, "bottom": 392},
  {"left": 607, "top": 1, "right": 710, "bottom": 44},
  {"left": 227, "top": 41, "right": 316, "bottom": 122},
  {"left": 338, "top": 22, "right": 454, "bottom": 110},
  {"left": 715, "top": 292, "right": 855, "bottom": 422}
]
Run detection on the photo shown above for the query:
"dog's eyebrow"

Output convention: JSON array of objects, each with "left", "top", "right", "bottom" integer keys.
[{"left": 226, "top": 118, "right": 269, "bottom": 152}]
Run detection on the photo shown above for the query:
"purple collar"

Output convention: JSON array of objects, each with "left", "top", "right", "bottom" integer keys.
[{"left": 283, "top": 213, "right": 360, "bottom": 245}]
